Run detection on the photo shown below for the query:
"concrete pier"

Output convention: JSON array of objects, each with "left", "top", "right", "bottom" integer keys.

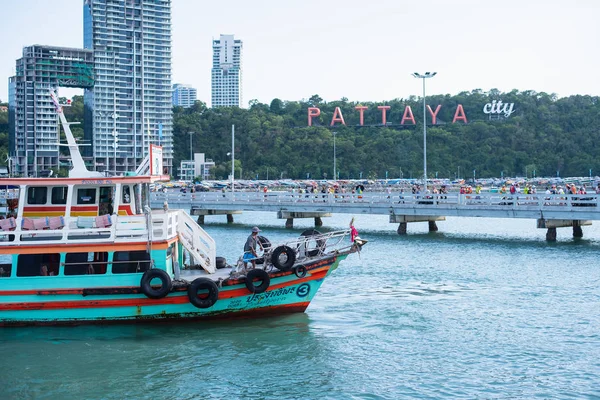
[
  {"left": 277, "top": 211, "right": 331, "bottom": 229},
  {"left": 390, "top": 215, "right": 446, "bottom": 234},
  {"left": 190, "top": 208, "right": 242, "bottom": 225},
  {"left": 537, "top": 219, "right": 591, "bottom": 241}
]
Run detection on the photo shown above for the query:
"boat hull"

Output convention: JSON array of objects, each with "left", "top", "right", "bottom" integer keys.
[{"left": 0, "top": 254, "right": 347, "bottom": 326}]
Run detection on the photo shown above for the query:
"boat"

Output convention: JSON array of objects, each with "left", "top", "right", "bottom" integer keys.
[{"left": 0, "top": 91, "right": 365, "bottom": 326}]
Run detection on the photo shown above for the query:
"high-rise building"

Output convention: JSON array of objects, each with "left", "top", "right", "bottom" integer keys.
[
  {"left": 83, "top": 0, "right": 173, "bottom": 174},
  {"left": 211, "top": 34, "right": 243, "bottom": 108},
  {"left": 172, "top": 83, "right": 197, "bottom": 108},
  {"left": 8, "top": 45, "right": 94, "bottom": 177}
]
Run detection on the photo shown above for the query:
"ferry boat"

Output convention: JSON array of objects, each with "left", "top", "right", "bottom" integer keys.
[{"left": 0, "top": 91, "right": 364, "bottom": 326}]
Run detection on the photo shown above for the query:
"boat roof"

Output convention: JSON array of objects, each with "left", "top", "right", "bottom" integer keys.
[{"left": 0, "top": 174, "right": 171, "bottom": 187}]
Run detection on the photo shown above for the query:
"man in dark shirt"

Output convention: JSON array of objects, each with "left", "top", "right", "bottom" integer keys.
[{"left": 243, "top": 226, "right": 262, "bottom": 268}]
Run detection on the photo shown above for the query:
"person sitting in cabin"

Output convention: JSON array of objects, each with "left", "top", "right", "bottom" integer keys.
[
  {"left": 243, "top": 226, "right": 263, "bottom": 269},
  {"left": 40, "top": 264, "right": 55, "bottom": 276}
]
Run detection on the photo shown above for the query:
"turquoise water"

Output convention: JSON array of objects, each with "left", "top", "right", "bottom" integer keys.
[{"left": 1, "top": 213, "right": 599, "bottom": 399}]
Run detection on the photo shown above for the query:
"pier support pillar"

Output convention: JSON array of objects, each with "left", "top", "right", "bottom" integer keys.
[
  {"left": 189, "top": 208, "right": 242, "bottom": 224},
  {"left": 226, "top": 214, "right": 234, "bottom": 223},
  {"left": 397, "top": 222, "right": 407, "bottom": 235},
  {"left": 196, "top": 215, "right": 205, "bottom": 225},
  {"left": 278, "top": 211, "right": 331, "bottom": 229},
  {"left": 573, "top": 221, "right": 583, "bottom": 238},
  {"left": 546, "top": 227, "right": 557, "bottom": 241},
  {"left": 390, "top": 215, "right": 445, "bottom": 235},
  {"left": 537, "top": 219, "right": 590, "bottom": 241}
]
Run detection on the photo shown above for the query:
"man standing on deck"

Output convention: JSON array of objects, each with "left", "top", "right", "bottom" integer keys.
[{"left": 243, "top": 226, "right": 262, "bottom": 269}]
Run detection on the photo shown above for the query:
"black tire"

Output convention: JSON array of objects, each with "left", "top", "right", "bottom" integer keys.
[
  {"left": 271, "top": 245, "right": 296, "bottom": 271},
  {"left": 140, "top": 269, "right": 172, "bottom": 299},
  {"left": 255, "top": 236, "right": 271, "bottom": 265},
  {"left": 300, "top": 229, "right": 326, "bottom": 257},
  {"left": 245, "top": 269, "right": 270, "bottom": 294},
  {"left": 187, "top": 278, "right": 219, "bottom": 309},
  {"left": 216, "top": 256, "right": 227, "bottom": 269},
  {"left": 293, "top": 265, "right": 307, "bottom": 278}
]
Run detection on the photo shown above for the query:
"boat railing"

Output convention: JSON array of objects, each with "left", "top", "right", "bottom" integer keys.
[
  {"left": 0, "top": 210, "right": 183, "bottom": 246},
  {"left": 266, "top": 229, "right": 355, "bottom": 262}
]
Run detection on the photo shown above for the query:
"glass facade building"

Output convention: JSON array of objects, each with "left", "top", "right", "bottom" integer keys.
[
  {"left": 211, "top": 34, "right": 243, "bottom": 108},
  {"left": 172, "top": 83, "right": 197, "bottom": 108},
  {"left": 83, "top": 0, "right": 173, "bottom": 174}
]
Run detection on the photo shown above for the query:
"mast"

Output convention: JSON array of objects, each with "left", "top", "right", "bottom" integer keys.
[{"left": 50, "top": 90, "right": 103, "bottom": 178}]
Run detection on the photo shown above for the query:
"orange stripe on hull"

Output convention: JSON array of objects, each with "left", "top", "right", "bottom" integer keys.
[{"left": 0, "top": 270, "right": 329, "bottom": 310}]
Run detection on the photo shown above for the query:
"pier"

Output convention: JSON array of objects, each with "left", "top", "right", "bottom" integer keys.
[{"left": 151, "top": 191, "right": 600, "bottom": 240}]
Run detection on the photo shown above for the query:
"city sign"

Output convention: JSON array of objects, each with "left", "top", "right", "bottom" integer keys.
[
  {"left": 308, "top": 105, "right": 468, "bottom": 127},
  {"left": 307, "top": 100, "right": 515, "bottom": 126}
]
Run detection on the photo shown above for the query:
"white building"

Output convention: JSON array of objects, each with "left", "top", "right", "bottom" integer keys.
[
  {"left": 211, "top": 34, "right": 243, "bottom": 108},
  {"left": 172, "top": 83, "right": 197, "bottom": 108},
  {"left": 179, "top": 153, "right": 215, "bottom": 181}
]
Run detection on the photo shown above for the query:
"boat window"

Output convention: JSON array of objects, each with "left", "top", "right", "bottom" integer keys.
[
  {"left": 77, "top": 188, "right": 96, "bottom": 204},
  {"left": 27, "top": 187, "right": 47, "bottom": 205},
  {"left": 64, "top": 252, "right": 108, "bottom": 275},
  {"left": 112, "top": 251, "right": 151, "bottom": 274},
  {"left": 51, "top": 187, "right": 68, "bottom": 205},
  {"left": 17, "top": 253, "right": 60, "bottom": 277},
  {"left": 122, "top": 186, "right": 131, "bottom": 204},
  {"left": 0, "top": 264, "right": 11, "bottom": 278}
]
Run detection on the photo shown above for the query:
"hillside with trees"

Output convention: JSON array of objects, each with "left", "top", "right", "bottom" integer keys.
[
  {"left": 175, "top": 90, "right": 600, "bottom": 180},
  {"left": 2, "top": 90, "right": 600, "bottom": 180}
]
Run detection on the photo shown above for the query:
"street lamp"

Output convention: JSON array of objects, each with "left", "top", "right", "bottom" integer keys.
[
  {"left": 231, "top": 125, "right": 235, "bottom": 195},
  {"left": 412, "top": 71, "right": 437, "bottom": 192},
  {"left": 188, "top": 132, "right": 194, "bottom": 182},
  {"left": 333, "top": 131, "right": 337, "bottom": 181}
]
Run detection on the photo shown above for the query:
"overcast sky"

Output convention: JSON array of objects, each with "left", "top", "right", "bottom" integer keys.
[{"left": 1, "top": 0, "right": 598, "bottom": 105}]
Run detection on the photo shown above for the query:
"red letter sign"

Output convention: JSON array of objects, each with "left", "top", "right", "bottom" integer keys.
[
  {"left": 308, "top": 107, "right": 321, "bottom": 126},
  {"left": 452, "top": 104, "right": 468, "bottom": 123},
  {"left": 355, "top": 106, "right": 368, "bottom": 126},
  {"left": 378, "top": 106, "right": 391, "bottom": 125},
  {"left": 427, "top": 105, "right": 441, "bottom": 125},
  {"left": 330, "top": 107, "right": 346, "bottom": 126},
  {"left": 400, "top": 106, "right": 416, "bottom": 125}
]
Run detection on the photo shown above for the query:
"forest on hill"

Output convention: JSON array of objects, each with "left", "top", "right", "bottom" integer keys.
[
  {"left": 1, "top": 89, "right": 599, "bottom": 180},
  {"left": 174, "top": 90, "right": 600, "bottom": 180}
]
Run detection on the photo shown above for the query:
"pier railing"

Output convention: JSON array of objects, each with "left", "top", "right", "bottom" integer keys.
[{"left": 151, "top": 191, "right": 600, "bottom": 220}]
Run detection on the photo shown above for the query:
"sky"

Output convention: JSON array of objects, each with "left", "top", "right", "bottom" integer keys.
[{"left": 1, "top": 0, "right": 599, "bottom": 105}]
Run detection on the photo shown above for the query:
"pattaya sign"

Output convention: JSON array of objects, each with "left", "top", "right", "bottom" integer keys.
[
  {"left": 308, "top": 105, "right": 468, "bottom": 126},
  {"left": 307, "top": 100, "right": 515, "bottom": 126}
]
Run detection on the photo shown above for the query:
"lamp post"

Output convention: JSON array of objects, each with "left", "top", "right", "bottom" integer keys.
[
  {"left": 188, "top": 132, "right": 194, "bottom": 181},
  {"left": 412, "top": 71, "right": 437, "bottom": 192},
  {"left": 333, "top": 131, "right": 337, "bottom": 182},
  {"left": 231, "top": 125, "right": 235, "bottom": 195}
]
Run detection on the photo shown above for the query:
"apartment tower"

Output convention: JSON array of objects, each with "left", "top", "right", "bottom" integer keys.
[
  {"left": 211, "top": 34, "right": 243, "bottom": 108},
  {"left": 83, "top": 0, "right": 173, "bottom": 174}
]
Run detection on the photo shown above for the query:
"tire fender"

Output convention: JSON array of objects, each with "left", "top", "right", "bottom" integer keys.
[
  {"left": 140, "top": 269, "right": 172, "bottom": 299},
  {"left": 187, "top": 278, "right": 219, "bottom": 309},
  {"left": 270, "top": 245, "right": 296, "bottom": 271},
  {"left": 245, "top": 268, "right": 271, "bottom": 294}
]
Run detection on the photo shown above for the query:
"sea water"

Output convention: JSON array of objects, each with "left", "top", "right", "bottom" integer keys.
[{"left": 0, "top": 213, "right": 599, "bottom": 399}]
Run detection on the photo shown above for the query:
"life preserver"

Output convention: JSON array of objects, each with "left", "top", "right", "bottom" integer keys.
[
  {"left": 293, "top": 265, "right": 307, "bottom": 278},
  {"left": 255, "top": 236, "right": 271, "bottom": 265},
  {"left": 299, "top": 229, "right": 325, "bottom": 257},
  {"left": 140, "top": 269, "right": 172, "bottom": 299},
  {"left": 245, "top": 268, "right": 270, "bottom": 293},
  {"left": 187, "top": 278, "right": 219, "bottom": 309},
  {"left": 271, "top": 245, "right": 296, "bottom": 271}
]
